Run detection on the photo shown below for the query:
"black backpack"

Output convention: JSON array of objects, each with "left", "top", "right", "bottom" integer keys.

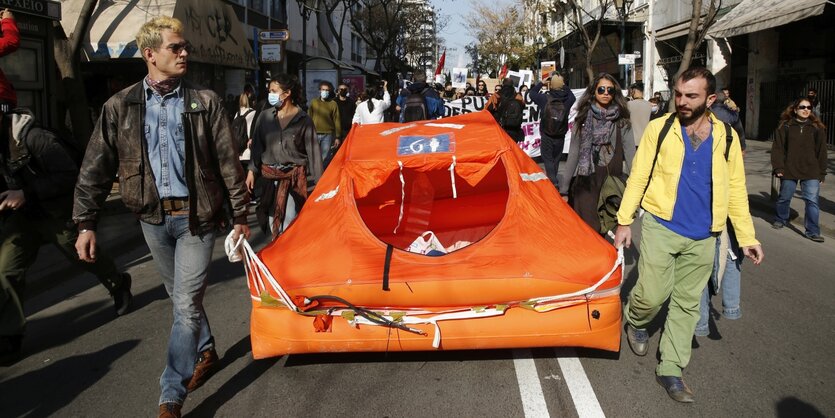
[
  {"left": 540, "top": 95, "right": 567, "bottom": 137},
  {"left": 231, "top": 109, "right": 254, "bottom": 155},
  {"left": 402, "top": 88, "right": 429, "bottom": 122}
]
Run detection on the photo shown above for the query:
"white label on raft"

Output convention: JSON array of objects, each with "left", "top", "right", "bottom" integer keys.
[
  {"left": 314, "top": 185, "right": 339, "bottom": 202},
  {"left": 520, "top": 173, "right": 548, "bottom": 182},
  {"left": 425, "top": 123, "right": 465, "bottom": 129},
  {"left": 380, "top": 124, "right": 417, "bottom": 136}
]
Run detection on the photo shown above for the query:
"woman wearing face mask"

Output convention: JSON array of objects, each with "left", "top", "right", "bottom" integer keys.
[
  {"left": 352, "top": 80, "right": 390, "bottom": 125},
  {"left": 247, "top": 74, "right": 323, "bottom": 237},
  {"left": 561, "top": 73, "right": 635, "bottom": 233},
  {"left": 771, "top": 97, "right": 828, "bottom": 242}
]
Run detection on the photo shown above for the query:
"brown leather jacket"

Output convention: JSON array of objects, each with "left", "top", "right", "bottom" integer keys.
[{"left": 73, "top": 80, "right": 249, "bottom": 234}]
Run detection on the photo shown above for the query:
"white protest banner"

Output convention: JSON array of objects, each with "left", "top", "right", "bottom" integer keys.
[
  {"left": 519, "top": 70, "right": 534, "bottom": 89},
  {"left": 451, "top": 68, "right": 468, "bottom": 88},
  {"left": 442, "top": 89, "right": 585, "bottom": 158}
]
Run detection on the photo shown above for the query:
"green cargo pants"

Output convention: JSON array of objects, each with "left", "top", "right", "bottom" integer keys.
[
  {"left": 0, "top": 210, "right": 124, "bottom": 336},
  {"left": 625, "top": 215, "right": 716, "bottom": 377}
]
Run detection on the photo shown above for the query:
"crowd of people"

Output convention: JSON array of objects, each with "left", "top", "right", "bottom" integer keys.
[{"left": 0, "top": 10, "right": 829, "bottom": 417}]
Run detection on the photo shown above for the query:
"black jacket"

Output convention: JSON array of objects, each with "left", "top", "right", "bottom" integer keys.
[
  {"left": 73, "top": 80, "right": 249, "bottom": 234},
  {"left": 771, "top": 119, "right": 828, "bottom": 182},
  {"left": 1, "top": 108, "right": 78, "bottom": 219}
]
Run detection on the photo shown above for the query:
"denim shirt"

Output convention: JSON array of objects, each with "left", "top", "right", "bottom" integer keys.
[{"left": 144, "top": 80, "right": 188, "bottom": 199}]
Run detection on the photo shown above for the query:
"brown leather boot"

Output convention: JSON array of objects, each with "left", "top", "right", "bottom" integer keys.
[
  {"left": 186, "top": 348, "right": 219, "bottom": 392},
  {"left": 158, "top": 402, "right": 181, "bottom": 418}
]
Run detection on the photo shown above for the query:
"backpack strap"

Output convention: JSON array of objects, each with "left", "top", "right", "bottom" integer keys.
[
  {"left": 723, "top": 121, "right": 733, "bottom": 161},
  {"left": 642, "top": 113, "right": 677, "bottom": 196}
]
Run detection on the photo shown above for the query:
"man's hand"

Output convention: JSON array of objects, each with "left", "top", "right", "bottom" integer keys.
[
  {"left": 232, "top": 223, "right": 251, "bottom": 242},
  {"left": 0, "top": 9, "right": 14, "bottom": 20},
  {"left": 245, "top": 170, "right": 255, "bottom": 192},
  {"left": 742, "top": 244, "right": 764, "bottom": 265},
  {"left": 75, "top": 230, "right": 98, "bottom": 263},
  {"left": 0, "top": 190, "right": 25, "bottom": 211},
  {"left": 614, "top": 224, "right": 632, "bottom": 249}
]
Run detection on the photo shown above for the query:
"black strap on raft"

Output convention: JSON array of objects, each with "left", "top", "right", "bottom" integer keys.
[
  {"left": 307, "top": 294, "right": 425, "bottom": 335},
  {"left": 382, "top": 244, "right": 393, "bottom": 291}
]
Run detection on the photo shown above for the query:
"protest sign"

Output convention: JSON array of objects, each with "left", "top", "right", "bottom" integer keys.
[
  {"left": 541, "top": 61, "right": 556, "bottom": 80},
  {"left": 441, "top": 89, "right": 585, "bottom": 157}
]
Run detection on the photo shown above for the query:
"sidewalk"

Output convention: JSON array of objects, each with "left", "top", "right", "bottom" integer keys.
[{"left": 742, "top": 139, "right": 835, "bottom": 238}]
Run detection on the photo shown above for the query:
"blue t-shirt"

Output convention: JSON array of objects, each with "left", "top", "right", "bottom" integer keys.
[{"left": 654, "top": 125, "right": 713, "bottom": 240}]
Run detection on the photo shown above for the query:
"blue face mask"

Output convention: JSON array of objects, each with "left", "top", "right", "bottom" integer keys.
[
  {"left": 268, "top": 92, "right": 282, "bottom": 107},
  {"left": 320, "top": 90, "right": 330, "bottom": 100}
]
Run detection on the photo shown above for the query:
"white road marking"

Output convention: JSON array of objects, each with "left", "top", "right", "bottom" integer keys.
[
  {"left": 513, "top": 349, "right": 550, "bottom": 418},
  {"left": 555, "top": 348, "right": 606, "bottom": 418}
]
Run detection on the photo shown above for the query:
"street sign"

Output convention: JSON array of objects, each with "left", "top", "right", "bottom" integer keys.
[
  {"left": 261, "top": 44, "right": 283, "bottom": 63},
  {"left": 259, "top": 30, "right": 290, "bottom": 42},
  {"left": 618, "top": 54, "right": 636, "bottom": 65}
]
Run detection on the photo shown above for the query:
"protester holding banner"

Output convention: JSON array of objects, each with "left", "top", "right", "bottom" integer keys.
[
  {"left": 561, "top": 73, "right": 635, "bottom": 233},
  {"left": 530, "top": 72, "right": 576, "bottom": 191}
]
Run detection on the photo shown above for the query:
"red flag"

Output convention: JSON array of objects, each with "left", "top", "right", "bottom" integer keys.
[
  {"left": 499, "top": 63, "right": 508, "bottom": 80},
  {"left": 435, "top": 49, "right": 446, "bottom": 76}
]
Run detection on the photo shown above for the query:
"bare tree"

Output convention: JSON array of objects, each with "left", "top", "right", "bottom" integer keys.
[
  {"left": 464, "top": 2, "right": 539, "bottom": 77},
  {"left": 349, "top": 0, "right": 407, "bottom": 73},
  {"left": 556, "top": 0, "right": 613, "bottom": 84},
  {"left": 668, "top": 0, "right": 721, "bottom": 109},
  {"left": 316, "top": 0, "right": 358, "bottom": 61},
  {"left": 52, "top": 0, "right": 98, "bottom": 151}
]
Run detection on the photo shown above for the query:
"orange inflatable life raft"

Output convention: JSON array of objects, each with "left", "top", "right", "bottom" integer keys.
[{"left": 234, "top": 111, "right": 623, "bottom": 358}]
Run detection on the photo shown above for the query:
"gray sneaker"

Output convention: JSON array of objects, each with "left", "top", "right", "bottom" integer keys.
[
  {"left": 626, "top": 324, "right": 649, "bottom": 356},
  {"left": 771, "top": 221, "right": 785, "bottom": 229},
  {"left": 805, "top": 233, "right": 825, "bottom": 243}
]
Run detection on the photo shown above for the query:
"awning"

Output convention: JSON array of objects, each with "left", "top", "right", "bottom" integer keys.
[
  {"left": 60, "top": 0, "right": 255, "bottom": 69},
  {"left": 708, "top": 0, "right": 828, "bottom": 38},
  {"left": 303, "top": 56, "right": 355, "bottom": 70}
]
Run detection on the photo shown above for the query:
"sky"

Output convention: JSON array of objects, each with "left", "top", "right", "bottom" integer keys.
[
  {"left": 431, "top": 0, "right": 517, "bottom": 70},
  {"left": 431, "top": 0, "right": 477, "bottom": 68}
]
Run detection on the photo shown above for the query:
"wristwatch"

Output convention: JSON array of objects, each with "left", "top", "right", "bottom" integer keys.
[{"left": 79, "top": 229, "right": 92, "bottom": 234}]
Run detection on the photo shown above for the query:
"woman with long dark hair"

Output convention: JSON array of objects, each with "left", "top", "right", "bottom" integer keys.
[
  {"left": 246, "top": 74, "right": 323, "bottom": 237},
  {"left": 352, "top": 80, "right": 391, "bottom": 125},
  {"left": 771, "top": 97, "right": 828, "bottom": 242},
  {"left": 561, "top": 73, "right": 635, "bottom": 233},
  {"left": 476, "top": 80, "right": 489, "bottom": 97}
]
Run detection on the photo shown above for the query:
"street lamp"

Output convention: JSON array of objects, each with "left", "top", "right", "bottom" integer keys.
[
  {"left": 614, "top": 0, "right": 634, "bottom": 88},
  {"left": 534, "top": 36, "right": 545, "bottom": 78},
  {"left": 297, "top": 0, "right": 318, "bottom": 96}
]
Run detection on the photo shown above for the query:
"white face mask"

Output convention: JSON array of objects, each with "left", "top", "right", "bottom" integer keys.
[
  {"left": 651, "top": 105, "right": 659, "bottom": 113},
  {"left": 320, "top": 90, "right": 330, "bottom": 100},
  {"left": 268, "top": 92, "right": 282, "bottom": 107}
]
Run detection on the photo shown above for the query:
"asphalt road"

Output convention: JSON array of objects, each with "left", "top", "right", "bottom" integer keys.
[{"left": 1, "top": 190, "right": 833, "bottom": 417}]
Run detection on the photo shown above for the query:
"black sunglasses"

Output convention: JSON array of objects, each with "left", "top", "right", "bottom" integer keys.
[
  {"left": 596, "top": 86, "right": 616, "bottom": 95},
  {"left": 796, "top": 105, "right": 813, "bottom": 110},
  {"left": 166, "top": 42, "right": 193, "bottom": 54}
]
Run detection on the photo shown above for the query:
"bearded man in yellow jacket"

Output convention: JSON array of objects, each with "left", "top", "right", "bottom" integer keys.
[{"left": 614, "top": 68, "right": 764, "bottom": 403}]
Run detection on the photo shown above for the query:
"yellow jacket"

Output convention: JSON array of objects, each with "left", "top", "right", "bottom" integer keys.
[{"left": 616, "top": 113, "right": 760, "bottom": 247}]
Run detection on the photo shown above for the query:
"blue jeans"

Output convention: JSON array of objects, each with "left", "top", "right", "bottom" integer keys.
[
  {"left": 775, "top": 178, "right": 820, "bottom": 236},
  {"left": 696, "top": 234, "right": 742, "bottom": 336},
  {"left": 140, "top": 215, "right": 216, "bottom": 406},
  {"left": 317, "top": 133, "right": 333, "bottom": 168}
]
